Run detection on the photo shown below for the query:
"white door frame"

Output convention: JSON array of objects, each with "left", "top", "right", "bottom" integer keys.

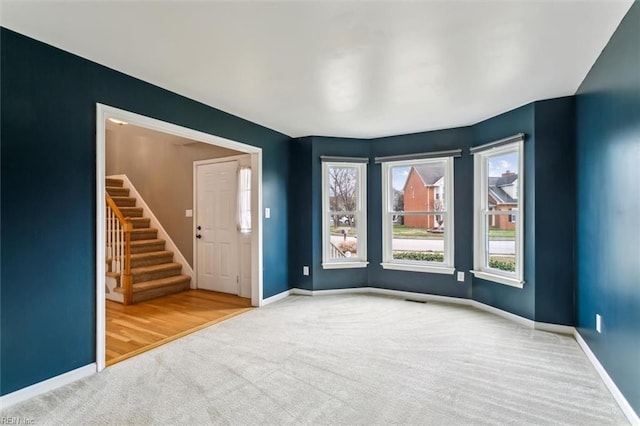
[
  {"left": 193, "top": 155, "right": 248, "bottom": 295},
  {"left": 96, "top": 103, "right": 264, "bottom": 372}
]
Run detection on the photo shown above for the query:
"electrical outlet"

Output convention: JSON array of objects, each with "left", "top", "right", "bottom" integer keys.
[
  {"left": 596, "top": 314, "right": 602, "bottom": 333},
  {"left": 185, "top": 209, "right": 193, "bottom": 218},
  {"left": 303, "top": 266, "right": 309, "bottom": 276},
  {"left": 265, "top": 207, "right": 271, "bottom": 219},
  {"left": 457, "top": 271, "right": 465, "bottom": 282}
]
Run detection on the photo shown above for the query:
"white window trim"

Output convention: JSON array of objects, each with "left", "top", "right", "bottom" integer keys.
[
  {"left": 380, "top": 157, "right": 455, "bottom": 274},
  {"left": 472, "top": 140, "right": 524, "bottom": 287},
  {"left": 321, "top": 161, "right": 368, "bottom": 269}
]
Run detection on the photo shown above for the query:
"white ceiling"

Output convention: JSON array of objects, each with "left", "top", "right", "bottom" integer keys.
[{"left": 1, "top": 1, "right": 633, "bottom": 138}]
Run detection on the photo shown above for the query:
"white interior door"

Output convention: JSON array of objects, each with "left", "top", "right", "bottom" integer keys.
[{"left": 196, "top": 160, "right": 239, "bottom": 294}]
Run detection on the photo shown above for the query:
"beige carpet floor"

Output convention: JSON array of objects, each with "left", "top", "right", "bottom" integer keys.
[{"left": 1, "top": 294, "right": 629, "bottom": 425}]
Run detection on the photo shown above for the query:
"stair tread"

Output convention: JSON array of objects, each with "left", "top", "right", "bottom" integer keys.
[
  {"left": 107, "top": 250, "right": 172, "bottom": 262},
  {"left": 131, "top": 262, "right": 181, "bottom": 275},
  {"left": 131, "top": 275, "right": 191, "bottom": 292},
  {"left": 130, "top": 250, "right": 173, "bottom": 260},
  {"left": 130, "top": 227, "right": 158, "bottom": 233}
]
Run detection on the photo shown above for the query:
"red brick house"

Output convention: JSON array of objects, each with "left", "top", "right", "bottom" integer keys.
[
  {"left": 488, "top": 171, "right": 518, "bottom": 230},
  {"left": 401, "top": 167, "right": 518, "bottom": 231},
  {"left": 402, "top": 164, "right": 445, "bottom": 229}
]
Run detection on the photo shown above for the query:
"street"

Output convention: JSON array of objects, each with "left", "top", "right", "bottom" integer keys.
[{"left": 331, "top": 235, "right": 515, "bottom": 255}]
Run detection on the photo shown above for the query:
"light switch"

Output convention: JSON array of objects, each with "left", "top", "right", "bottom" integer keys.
[
  {"left": 265, "top": 207, "right": 271, "bottom": 219},
  {"left": 185, "top": 209, "right": 193, "bottom": 218}
]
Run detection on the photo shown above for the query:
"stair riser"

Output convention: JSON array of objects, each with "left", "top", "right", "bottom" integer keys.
[
  {"left": 106, "top": 178, "right": 123, "bottom": 187},
  {"left": 130, "top": 231, "right": 158, "bottom": 241},
  {"left": 113, "top": 198, "right": 136, "bottom": 207},
  {"left": 131, "top": 254, "right": 174, "bottom": 268},
  {"left": 132, "top": 266, "right": 182, "bottom": 283},
  {"left": 132, "top": 280, "right": 191, "bottom": 303},
  {"left": 106, "top": 188, "right": 129, "bottom": 197},
  {"left": 130, "top": 243, "right": 166, "bottom": 254},
  {"left": 130, "top": 219, "right": 151, "bottom": 229},
  {"left": 117, "top": 208, "right": 143, "bottom": 218}
]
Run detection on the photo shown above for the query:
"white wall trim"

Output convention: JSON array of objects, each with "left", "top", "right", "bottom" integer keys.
[
  {"left": 574, "top": 331, "right": 640, "bottom": 426},
  {"left": 108, "top": 173, "right": 194, "bottom": 284},
  {"left": 292, "top": 287, "right": 370, "bottom": 297},
  {"left": 97, "top": 103, "right": 264, "bottom": 376},
  {"left": 367, "top": 287, "right": 470, "bottom": 305},
  {"left": 534, "top": 321, "right": 575, "bottom": 335},
  {"left": 0, "top": 364, "right": 96, "bottom": 410},
  {"left": 261, "top": 289, "right": 293, "bottom": 306},
  {"left": 469, "top": 300, "right": 535, "bottom": 328}
]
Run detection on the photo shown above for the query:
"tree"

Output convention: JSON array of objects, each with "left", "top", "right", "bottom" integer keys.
[
  {"left": 433, "top": 199, "right": 445, "bottom": 229},
  {"left": 329, "top": 167, "right": 357, "bottom": 227},
  {"left": 393, "top": 189, "right": 404, "bottom": 225}
]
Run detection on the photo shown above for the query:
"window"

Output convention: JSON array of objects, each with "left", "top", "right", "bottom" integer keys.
[
  {"left": 237, "top": 167, "right": 251, "bottom": 233},
  {"left": 322, "top": 161, "right": 368, "bottom": 269},
  {"left": 472, "top": 138, "right": 524, "bottom": 287},
  {"left": 381, "top": 157, "right": 455, "bottom": 274}
]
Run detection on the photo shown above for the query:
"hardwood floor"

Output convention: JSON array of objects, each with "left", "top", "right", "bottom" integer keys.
[{"left": 106, "top": 290, "right": 252, "bottom": 366}]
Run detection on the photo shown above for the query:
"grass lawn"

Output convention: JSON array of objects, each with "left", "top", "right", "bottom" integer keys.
[
  {"left": 392, "top": 225, "right": 443, "bottom": 239},
  {"left": 488, "top": 229, "right": 515, "bottom": 240},
  {"left": 330, "top": 226, "right": 358, "bottom": 236},
  {"left": 332, "top": 225, "right": 515, "bottom": 240}
]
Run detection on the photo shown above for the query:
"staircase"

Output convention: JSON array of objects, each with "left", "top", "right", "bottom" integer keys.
[{"left": 106, "top": 177, "right": 190, "bottom": 304}]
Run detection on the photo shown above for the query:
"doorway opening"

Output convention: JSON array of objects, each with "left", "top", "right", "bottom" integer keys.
[{"left": 96, "top": 104, "right": 263, "bottom": 371}]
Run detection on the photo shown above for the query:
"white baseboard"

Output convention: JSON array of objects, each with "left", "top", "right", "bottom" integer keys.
[
  {"left": 292, "top": 287, "right": 369, "bottom": 297},
  {"left": 0, "top": 363, "right": 96, "bottom": 410},
  {"left": 574, "top": 331, "right": 639, "bottom": 425},
  {"left": 369, "top": 287, "right": 471, "bottom": 305},
  {"left": 261, "top": 289, "right": 292, "bottom": 306},
  {"left": 534, "top": 321, "right": 575, "bottom": 335},
  {"left": 470, "top": 300, "right": 535, "bottom": 328}
]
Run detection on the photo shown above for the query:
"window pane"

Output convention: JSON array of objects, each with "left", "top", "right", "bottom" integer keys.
[
  {"left": 391, "top": 161, "right": 446, "bottom": 212},
  {"left": 329, "top": 166, "right": 358, "bottom": 212},
  {"left": 390, "top": 166, "right": 410, "bottom": 211},
  {"left": 328, "top": 218, "right": 360, "bottom": 259},
  {"left": 392, "top": 215, "right": 445, "bottom": 263},
  {"left": 487, "top": 152, "right": 519, "bottom": 212},
  {"left": 485, "top": 214, "right": 516, "bottom": 272}
]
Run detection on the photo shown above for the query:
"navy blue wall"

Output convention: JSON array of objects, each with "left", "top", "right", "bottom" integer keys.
[
  {"left": 288, "top": 129, "right": 474, "bottom": 297},
  {"left": 471, "top": 104, "right": 537, "bottom": 320},
  {"left": 0, "top": 29, "right": 291, "bottom": 396},
  {"left": 575, "top": 2, "right": 640, "bottom": 414},
  {"left": 288, "top": 137, "right": 314, "bottom": 290},
  {"left": 534, "top": 97, "right": 576, "bottom": 325},
  {"left": 288, "top": 136, "right": 371, "bottom": 291}
]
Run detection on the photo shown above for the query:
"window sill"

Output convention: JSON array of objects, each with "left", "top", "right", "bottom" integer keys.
[
  {"left": 322, "top": 261, "right": 369, "bottom": 270},
  {"left": 381, "top": 263, "right": 455, "bottom": 275},
  {"left": 470, "top": 270, "right": 524, "bottom": 288}
]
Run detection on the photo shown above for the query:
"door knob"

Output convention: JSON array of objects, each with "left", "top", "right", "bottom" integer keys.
[
  {"left": 196, "top": 234, "right": 202, "bottom": 239},
  {"left": 197, "top": 225, "right": 202, "bottom": 230}
]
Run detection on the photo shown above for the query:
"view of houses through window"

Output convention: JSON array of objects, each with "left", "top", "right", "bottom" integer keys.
[
  {"left": 382, "top": 156, "right": 455, "bottom": 273},
  {"left": 472, "top": 139, "right": 524, "bottom": 287},
  {"left": 485, "top": 151, "right": 519, "bottom": 272},
  {"left": 390, "top": 162, "right": 447, "bottom": 262}
]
